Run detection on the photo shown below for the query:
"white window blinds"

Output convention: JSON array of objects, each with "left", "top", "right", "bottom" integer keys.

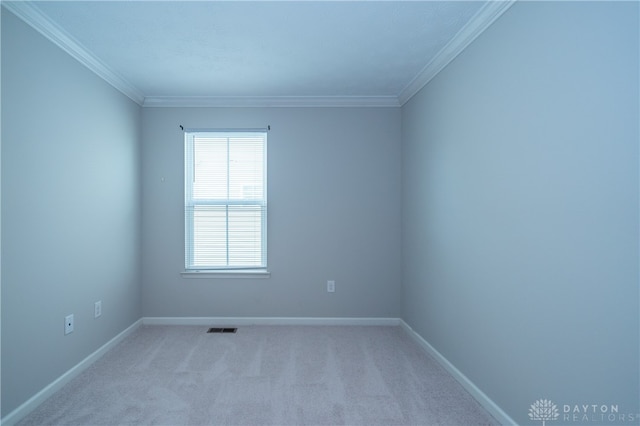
[{"left": 185, "top": 131, "right": 267, "bottom": 270}]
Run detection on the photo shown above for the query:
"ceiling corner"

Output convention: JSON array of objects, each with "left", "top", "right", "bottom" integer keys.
[
  {"left": 3, "top": 1, "right": 145, "bottom": 105},
  {"left": 397, "top": 0, "right": 517, "bottom": 106}
]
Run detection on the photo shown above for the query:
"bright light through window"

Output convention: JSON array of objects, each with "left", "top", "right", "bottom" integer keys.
[{"left": 184, "top": 131, "right": 267, "bottom": 270}]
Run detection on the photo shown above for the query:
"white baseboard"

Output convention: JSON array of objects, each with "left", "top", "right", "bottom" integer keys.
[
  {"left": 1, "top": 319, "right": 142, "bottom": 426},
  {"left": 142, "top": 316, "right": 401, "bottom": 326},
  {"left": 399, "top": 320, "right": 516, "bottom": 426}
]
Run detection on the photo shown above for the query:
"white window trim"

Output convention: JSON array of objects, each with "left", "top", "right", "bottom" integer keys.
[
  {"left": 183, "top": 130, "right": 268, "bottom": 273},
  {"left": 180, "top": 270, "right": 270, "bottom": 279}
]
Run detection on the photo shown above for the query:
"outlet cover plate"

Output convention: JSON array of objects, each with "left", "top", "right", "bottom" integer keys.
[
  {"left": 327, "top": 280, "right": 335, "bottom": 293},
  {"left": 65, "top": 314, "right": 74, "bottom": 335}
]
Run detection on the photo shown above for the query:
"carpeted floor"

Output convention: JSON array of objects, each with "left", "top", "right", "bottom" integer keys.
[{"left": 17, "top": 325, "right": 498, "bottom": 425}]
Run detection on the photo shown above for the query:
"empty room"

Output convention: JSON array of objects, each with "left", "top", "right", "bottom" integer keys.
[{"left": 1, "top": 1, "right": 638, "bottom": 425}]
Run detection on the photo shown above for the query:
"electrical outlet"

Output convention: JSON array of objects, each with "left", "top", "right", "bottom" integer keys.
[
  {"left": 327, "top": 280, "right": 335, "bottom": 293},
  {"left": 65, "top": 314, "right": 74, "bottom": 335},
  {"left": 94, "top": 301, "right": 102, "bottom": 318}
]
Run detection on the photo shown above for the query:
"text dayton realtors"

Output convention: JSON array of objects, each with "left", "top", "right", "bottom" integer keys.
[{"left": 562, "top": 404, "right": 637, "bottom": 423}]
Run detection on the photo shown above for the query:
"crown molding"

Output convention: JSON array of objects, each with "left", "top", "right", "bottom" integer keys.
[
  {"left": 2, "top": 1, "right": 145, "bottom": 105},
  {"left": 3, "top": 0, "right": 514, "bottom": 109},
  {"left": 397, "top": 0, "right": 516, "bottom": 106},
  {"left": 143, "top": 95, "right": 401, "bottom": 108}
]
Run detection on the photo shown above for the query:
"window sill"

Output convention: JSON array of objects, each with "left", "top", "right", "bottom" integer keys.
[{"left": 181, "top": 270, "right": 271, "bottom": 279}]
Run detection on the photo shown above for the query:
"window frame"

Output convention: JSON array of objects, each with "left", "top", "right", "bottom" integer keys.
[{"left": 182, "top": 130, "right": 269, "bottom": 277}]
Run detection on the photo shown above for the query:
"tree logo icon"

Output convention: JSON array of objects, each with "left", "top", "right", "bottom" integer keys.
[{"left": 529, "top": 399, "right": 559, "bottom": 425}]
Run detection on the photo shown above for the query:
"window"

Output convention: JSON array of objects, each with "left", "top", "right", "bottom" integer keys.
[{"left": 184, "top": 131, "right": 267, "bottom": 271}]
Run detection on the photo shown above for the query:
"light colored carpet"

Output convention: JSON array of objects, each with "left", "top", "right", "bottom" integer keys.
[{"left": 17, "top": 325, "right": 498, "bottom": 426}]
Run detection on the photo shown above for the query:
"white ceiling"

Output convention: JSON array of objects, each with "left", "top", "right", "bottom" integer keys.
[{"left": 6, "top": 1, "right": 514, "bottom": 107}]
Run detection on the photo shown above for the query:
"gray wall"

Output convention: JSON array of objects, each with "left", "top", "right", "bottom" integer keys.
[
  {"left": 142, "top": 107, "right": 402, "bottom": 318},
  {"left": 1, "top": 10, "right": 142, "bottom": 416},
  {"left": 401, "top": 1, "right": 639, "bottom": 423}
]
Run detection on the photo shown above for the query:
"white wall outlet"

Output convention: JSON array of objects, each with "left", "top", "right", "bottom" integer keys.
[
  {"left": 94, "top": 301, "right": 102, "bottom": 318},
  {"left": 65, "top": 314, "right": 74, "bottom": 335},
  {"left": 327, "top": 280, "right": 335, "bottom": 293}
]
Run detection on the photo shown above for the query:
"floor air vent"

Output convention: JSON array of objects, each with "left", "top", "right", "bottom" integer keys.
[{"left": 207, "top": 327, "right": 237, "bottom": 334}]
